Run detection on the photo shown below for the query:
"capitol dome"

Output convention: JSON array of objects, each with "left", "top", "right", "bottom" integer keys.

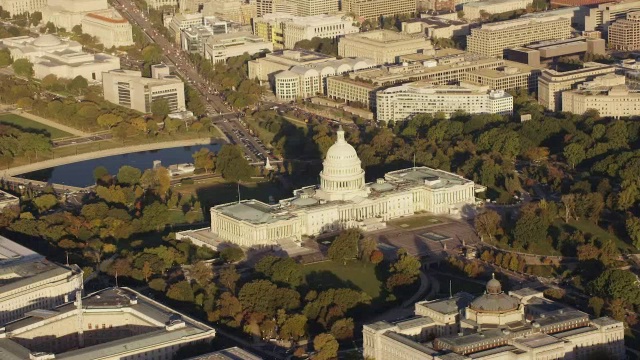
[
  {"left": 317, "top": 126, "right": 368, "bottom": 201},
  {"left": 33, "top": 35, "right": 62, "bottom": 48}
]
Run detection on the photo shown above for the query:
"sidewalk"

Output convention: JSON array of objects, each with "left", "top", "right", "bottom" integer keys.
[{"left": 11, "top": 110, "right": 89, "bottom": 137}]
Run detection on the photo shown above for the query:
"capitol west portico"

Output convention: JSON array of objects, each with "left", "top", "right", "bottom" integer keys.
[{"left": 203, "top": 127, "right": 485, "bottom": 248}]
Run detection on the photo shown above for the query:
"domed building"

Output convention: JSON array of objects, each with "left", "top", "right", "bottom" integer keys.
[
  {"left": 0, "top": 34, "right": 119, "bottom": 81},
  {"left": 316, "top": 126, "right": 369, "bottom": 202},
  {"left": 199, "top": 127, "right": 484, "bottom": 248},
  {"left": 463, "top": 274, "right": 524, "bottom": 330}
]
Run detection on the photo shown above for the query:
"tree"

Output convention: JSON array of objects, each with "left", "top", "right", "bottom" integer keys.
[
  {"left": 149, "top": 278, "right": 167, "bottom": 292},
  {"left": 330, "top": 318, "right": 354, "bottom": 340},
  {"left": 0, "top": 48, "right": 12, "bottom": 67},
  {"left": 312, "top": 333, "right": 338, "bottom": 360},
  {"left": 97, "top": 113, "right": 123, "bottom": 129},
  {"left": 625, "top": 216, "right": 640, "bottom": 249},
  {"left": 588, "top": 296, "right": 605, "bottom": 317},
  {"left": 328, "top": 229, "right": 360, "bottom": 264},
  {"left": 151, "top": 98, "right": 170, "bottom": 118},
  {"left": 215, "top": 144, "right": 253, "bottom": 181},
  {"left": 190, "top": 261, "right": 213, "bottom": 286},
  {"left": 390, "top": 249, "right": 421, "bottom": 279},
  {"left": 359, "top": 236, "right": 377, "bottom": 262},
  {"left": 563, "top": 143, "right": 585, "bottom": 169},
  {"left": 33, "top": 194, "right": 57, "bottom": 212},
  {"left": 475, "top": 210, "right": 501, "bottom": 241},
  {"left": 192, "top": 148, "right": 215, "bottom": 173},
  {"left": 67, "top": 75, "right": 88, "bottom": 94},
  {"left": 93, "top": 166, "right": 110, "bottom": 183},
  {"left": 166, "top": 280, "right": 195, "bottom": 302},
  {"left": 30, "top": 11, "right": 43, "bottom": 26},
  {"left": 220, "top": 246, "right": 244, "bottom": 263},
  {"left": 589, "top": 269, "right": 640, "bottom": 306},
  {"left": 370, "top": 250, "right": 384, "bottom": 264},
  {"left": 116, "top": 165, "right": 142, "bottom": 185},
  {"left": 72, "top": 24, "right": 82, "bottom": 35},
  {"left": 279, "top": 314, "right": 307, "bottom": 341},
  {"left": 12, "top": 59, "right": 33, "bottom": 78},
  {"left": 219, "top": 265, "right": 240, "bottom": 294},
  {"left": 142, "top": 44, "right": 163, "bottom": 64}
]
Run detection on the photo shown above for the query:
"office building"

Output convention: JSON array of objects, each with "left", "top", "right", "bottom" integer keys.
[
  {"left": 562, "top": 74, "right": 640, "bottom": 118},
  {"left": 102, "top": 64, "right": 186, "bottom": 113},
  {"left": 256, "top": 0, "right": 298, "bottom": 16},
  {"left": 551, "top": 0, "right": 609, "bottom": 6},
  {"left": 505, "top": 36, "right": 605, "bottom": 67},
  {"left": 41, "top": 0, "right": 134, "bottom": 49},
  {"left": 0, "top": 35, "right": 120, "bottom": 81},
  {"left": 181, "top": 21, "right": 229, "bottom": 54},
  {"left": 342, "top": 0, "right": 416, "bottom": 21},
  {"left": 327, "top": 51, "right": 538, "bottom": 110},
  {"left": 204, "top": 32, "right": 273, "bottom": 64},
  {"left": 0, "top": 235, "right": 83, "bottom": 326},
  {"left": 463, "top": 0, "right": 533, "bottom": 20},
  {"left": 401, "top": 17, "right": 471, "bottom": 39},
  {"left": 363, "top": 279, "right": 625, "bottom": 360},
  {"left": 338, "top": 30, "right": 434, "bottom": 64},
  {"left": 0, "top": 0, "right": 46, "bottom": 16},
  {"left": 248, "top": 50, "right": 375, "bottom": 99},
  {"left": 253, "top": 13, "right": 358, "bottom": 49},
  {"left": 608, "top": 11, "right": 640, "bottom": 50},
  {"left": 537, "top": 62, "right": 615, "bottom": 111},
  {"left": 287, "top": 0, "right": 338, "bottom": 16},
  {"left": 0, "top": 189, "right": 19, "bottom": 210},
  {"left": 466, "top": 15, "right": 572, "bottom": 58},
  {"left": 418, "top": 0, "right": 456, "bottom": 12},
  {"left": 147, "top": 0, "right": 179, "bottom": 8},
  {"left": 0, "top": 287, "right": 216, "bottom": 360},
  {"left": 581, "top": 0, "right": 640, "bottom": 33},
  {"left": 203, "top": 0, "right": 255, "bottom": 24},
  {"left": 273, "top": 57, "right": 375, "bottom": 99},
  {"left": 168, "top": 13, "right": 204, "bottom": 43},
  {"left": 81, "top": 10, "right": 135, "bottom": 48},
  {"left": 376, "top": 82, "right": 513, "bottom": 121},
  {"left": 179, "top": 127, "right": 483, "bottom": 248},
  {"left": 180, "top": 0, "right": 212, "bottom": 13}
]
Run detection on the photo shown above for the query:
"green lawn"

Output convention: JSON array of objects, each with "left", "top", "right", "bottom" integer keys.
[
  {"left": 302, "top": 260, "right": 382, "bottom": 299},
  {"left": 388, "top": 215, "right": 443, "bottom": 230},
  {"left": 554, "top": 219, "right": 636, "bottom": 254},
  {"left": 0, "top": 113, "right": 72, "bottom": 139}
]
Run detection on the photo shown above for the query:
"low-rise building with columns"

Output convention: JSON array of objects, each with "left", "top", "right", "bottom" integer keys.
[
  {"left": 0, "top": 235, "right": 83, "bottom": 326},
  {"left": 363, "top": 277, "right": 625, "bottom": 360},
  {"left": 202, "top": 126, "right": 484, "bottom": 248}
]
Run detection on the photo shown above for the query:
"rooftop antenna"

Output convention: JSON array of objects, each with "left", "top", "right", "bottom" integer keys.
[
  {"left": 65, "top": 251, "right": 69, "bottom": 266},
  {"left": 115, "top": 270, "right": 119, "bottom": 288},
  {"left": 413, "top": 153, "right": 416, "bottom": 170},
  {"left": 237, "top": 182, "right": 241, "bottom": 203},
  {"left": 449, "top": 280, "right": 452, "bottom": 298}
]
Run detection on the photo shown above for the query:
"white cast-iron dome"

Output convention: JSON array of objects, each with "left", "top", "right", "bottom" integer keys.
[{"left": 318, "top": 126, "right": 368, "bottom": 201}]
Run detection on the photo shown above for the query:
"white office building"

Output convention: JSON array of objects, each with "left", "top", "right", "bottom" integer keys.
[
  {"left": 204, "top": 32, "right": 273, "bottom": 64},
  {"left": 102, "top": 64, "right": 186, "bottom": 114},
  {"left": 81, "top": 10, "right": 134, "bottom": 48},
  {"left": 463, "top": 0, "right": 534, "bottom": 20},
  {"left": 0, "top": 235, "right": 83, "bottom": 326},
  {"left": 254, "top": 13, "right": 358, "bottom": 49},
  {"left": 0, "top": 0, "right": 46, "bottom": 16},
  {"left": 376, "top": 82, "right": 513, "bottom": 121},
  {"left": 0, "top": 34, "right": 120, "bottom": 81}
]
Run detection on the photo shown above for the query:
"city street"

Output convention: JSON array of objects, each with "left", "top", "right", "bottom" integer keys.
[{"left": 111, "top": 0, "right": 271, "bottom": 162}]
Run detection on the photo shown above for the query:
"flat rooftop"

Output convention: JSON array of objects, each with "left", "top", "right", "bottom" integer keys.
[
  {"left": 344, "top": 29, "right": 421, "bottom": 43},
  {"left": 0, "top": 287, "right": 215, "bottom": 360},
  {"left": 185, "top": 347, "right": 262, "bottom": 360},
  {"left": 385, "top": 167, "right": 473, "bottom": 189},
  {"left": 513, "top": 333, "right": 563, "bottom": 349},
  {"left": 216, "top": 200, "right": 295, "bottom": 225},
  {"left": 417, "top": 293, "right": 474, "bottom": 315}
]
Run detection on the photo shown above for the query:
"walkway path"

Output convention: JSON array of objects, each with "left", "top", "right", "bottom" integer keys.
[
  {"left": 9, "top": 110, "right": 90, "bottom": 137},
  {"left": 402, "top": 271, "right": 430, "bottom": 308},
  {"left": 3, "top": 138, "right": 215, "bottom": 176}
]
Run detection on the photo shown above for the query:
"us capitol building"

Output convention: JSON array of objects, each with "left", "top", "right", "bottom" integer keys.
[
  {"left": 363, "top": 277, "right": 625, "bottom": 360},
  {"left": 205, "top": 126, "right": 485, "bottom": 247}
]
